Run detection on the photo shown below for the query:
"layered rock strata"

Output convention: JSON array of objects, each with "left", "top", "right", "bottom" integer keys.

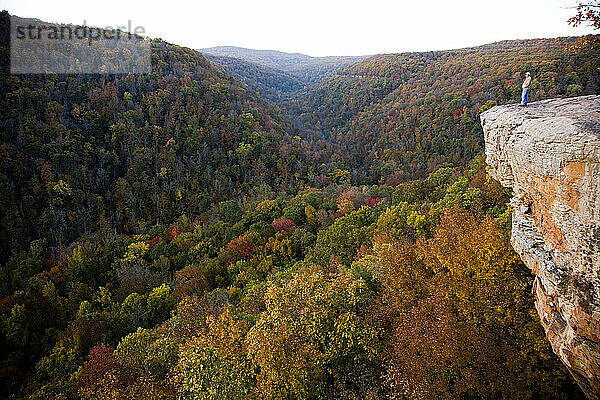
[{"left": 482, "top": 95, "right": 600, "bottom": 399}]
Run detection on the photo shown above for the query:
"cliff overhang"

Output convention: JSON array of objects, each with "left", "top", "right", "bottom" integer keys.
[{"left": 482, "top": 95, "right": 600, "bottom": 399}]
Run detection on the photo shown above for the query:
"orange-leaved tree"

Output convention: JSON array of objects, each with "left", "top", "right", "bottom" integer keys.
[{"left": 569, "top": 1, "right": 600, "bottom": 29}]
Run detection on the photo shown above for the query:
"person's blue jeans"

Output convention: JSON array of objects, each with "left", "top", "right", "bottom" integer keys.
[{"left": 521, "top": 88, "right": 529, "bottom": 105}]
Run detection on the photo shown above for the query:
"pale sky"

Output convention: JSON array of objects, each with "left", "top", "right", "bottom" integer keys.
[{"left": 1, "top": 0, "right": 596, "bottom": 56}]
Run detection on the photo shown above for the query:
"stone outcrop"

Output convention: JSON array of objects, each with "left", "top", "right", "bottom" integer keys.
[{"left": 481, "top": 95, "right": 600, "bottom": 399}]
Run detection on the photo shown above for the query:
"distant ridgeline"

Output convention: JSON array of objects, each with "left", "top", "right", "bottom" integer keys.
[{"left": 199, "top": 46, "right": 368, "bottom": 96}]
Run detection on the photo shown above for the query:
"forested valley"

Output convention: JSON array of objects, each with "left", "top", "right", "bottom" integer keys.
[{"left": 1, "top": 9, "right": 600, "bottom": 399}]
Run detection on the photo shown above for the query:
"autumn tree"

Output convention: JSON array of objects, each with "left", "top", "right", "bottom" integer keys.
[
  {"left": 569, "top": 1, "right": 600, "bottom": 29},
  {"left": 176, "top": 309, "right": 255, "bottom": 400},
  {"left": 246, "top": 266, "right": 380, "bottom": 400},
  {"left": 376, "top": 207, "right": 584, "bottom": 399}
]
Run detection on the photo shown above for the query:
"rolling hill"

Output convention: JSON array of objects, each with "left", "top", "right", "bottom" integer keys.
[
  {"left": 199, "top": 46, "right": 368, "bottom": 85},
  {"left": 204, "top": 54, "right": 306, "bottom": 102}
]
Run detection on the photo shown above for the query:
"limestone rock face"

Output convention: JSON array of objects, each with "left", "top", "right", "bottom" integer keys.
[{"left": 481, "top": 95, "right": 600, "bottom": 399}]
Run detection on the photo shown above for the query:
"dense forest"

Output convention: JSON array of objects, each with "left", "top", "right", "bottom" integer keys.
[
  {"left": 1, "top": 9, "right": 600, "bottom": 400},
  {"left": 0, "top": 12, "right": 327, "bottom": 263},
  {"left": 288, "top": 37, "right": 600, "bottom": 184},
  {"left": 203, "top": 54, "right": 306, "bottom": 102}
]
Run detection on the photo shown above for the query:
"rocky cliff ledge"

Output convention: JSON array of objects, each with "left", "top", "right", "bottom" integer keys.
[{"left": 482, "top": 95, "right": 600, "bottom": 399}]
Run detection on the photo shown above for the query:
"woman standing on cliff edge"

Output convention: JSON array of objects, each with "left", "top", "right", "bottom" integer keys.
[{"left": 520, "top": 72, "right": 532, "bottom": 106}]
